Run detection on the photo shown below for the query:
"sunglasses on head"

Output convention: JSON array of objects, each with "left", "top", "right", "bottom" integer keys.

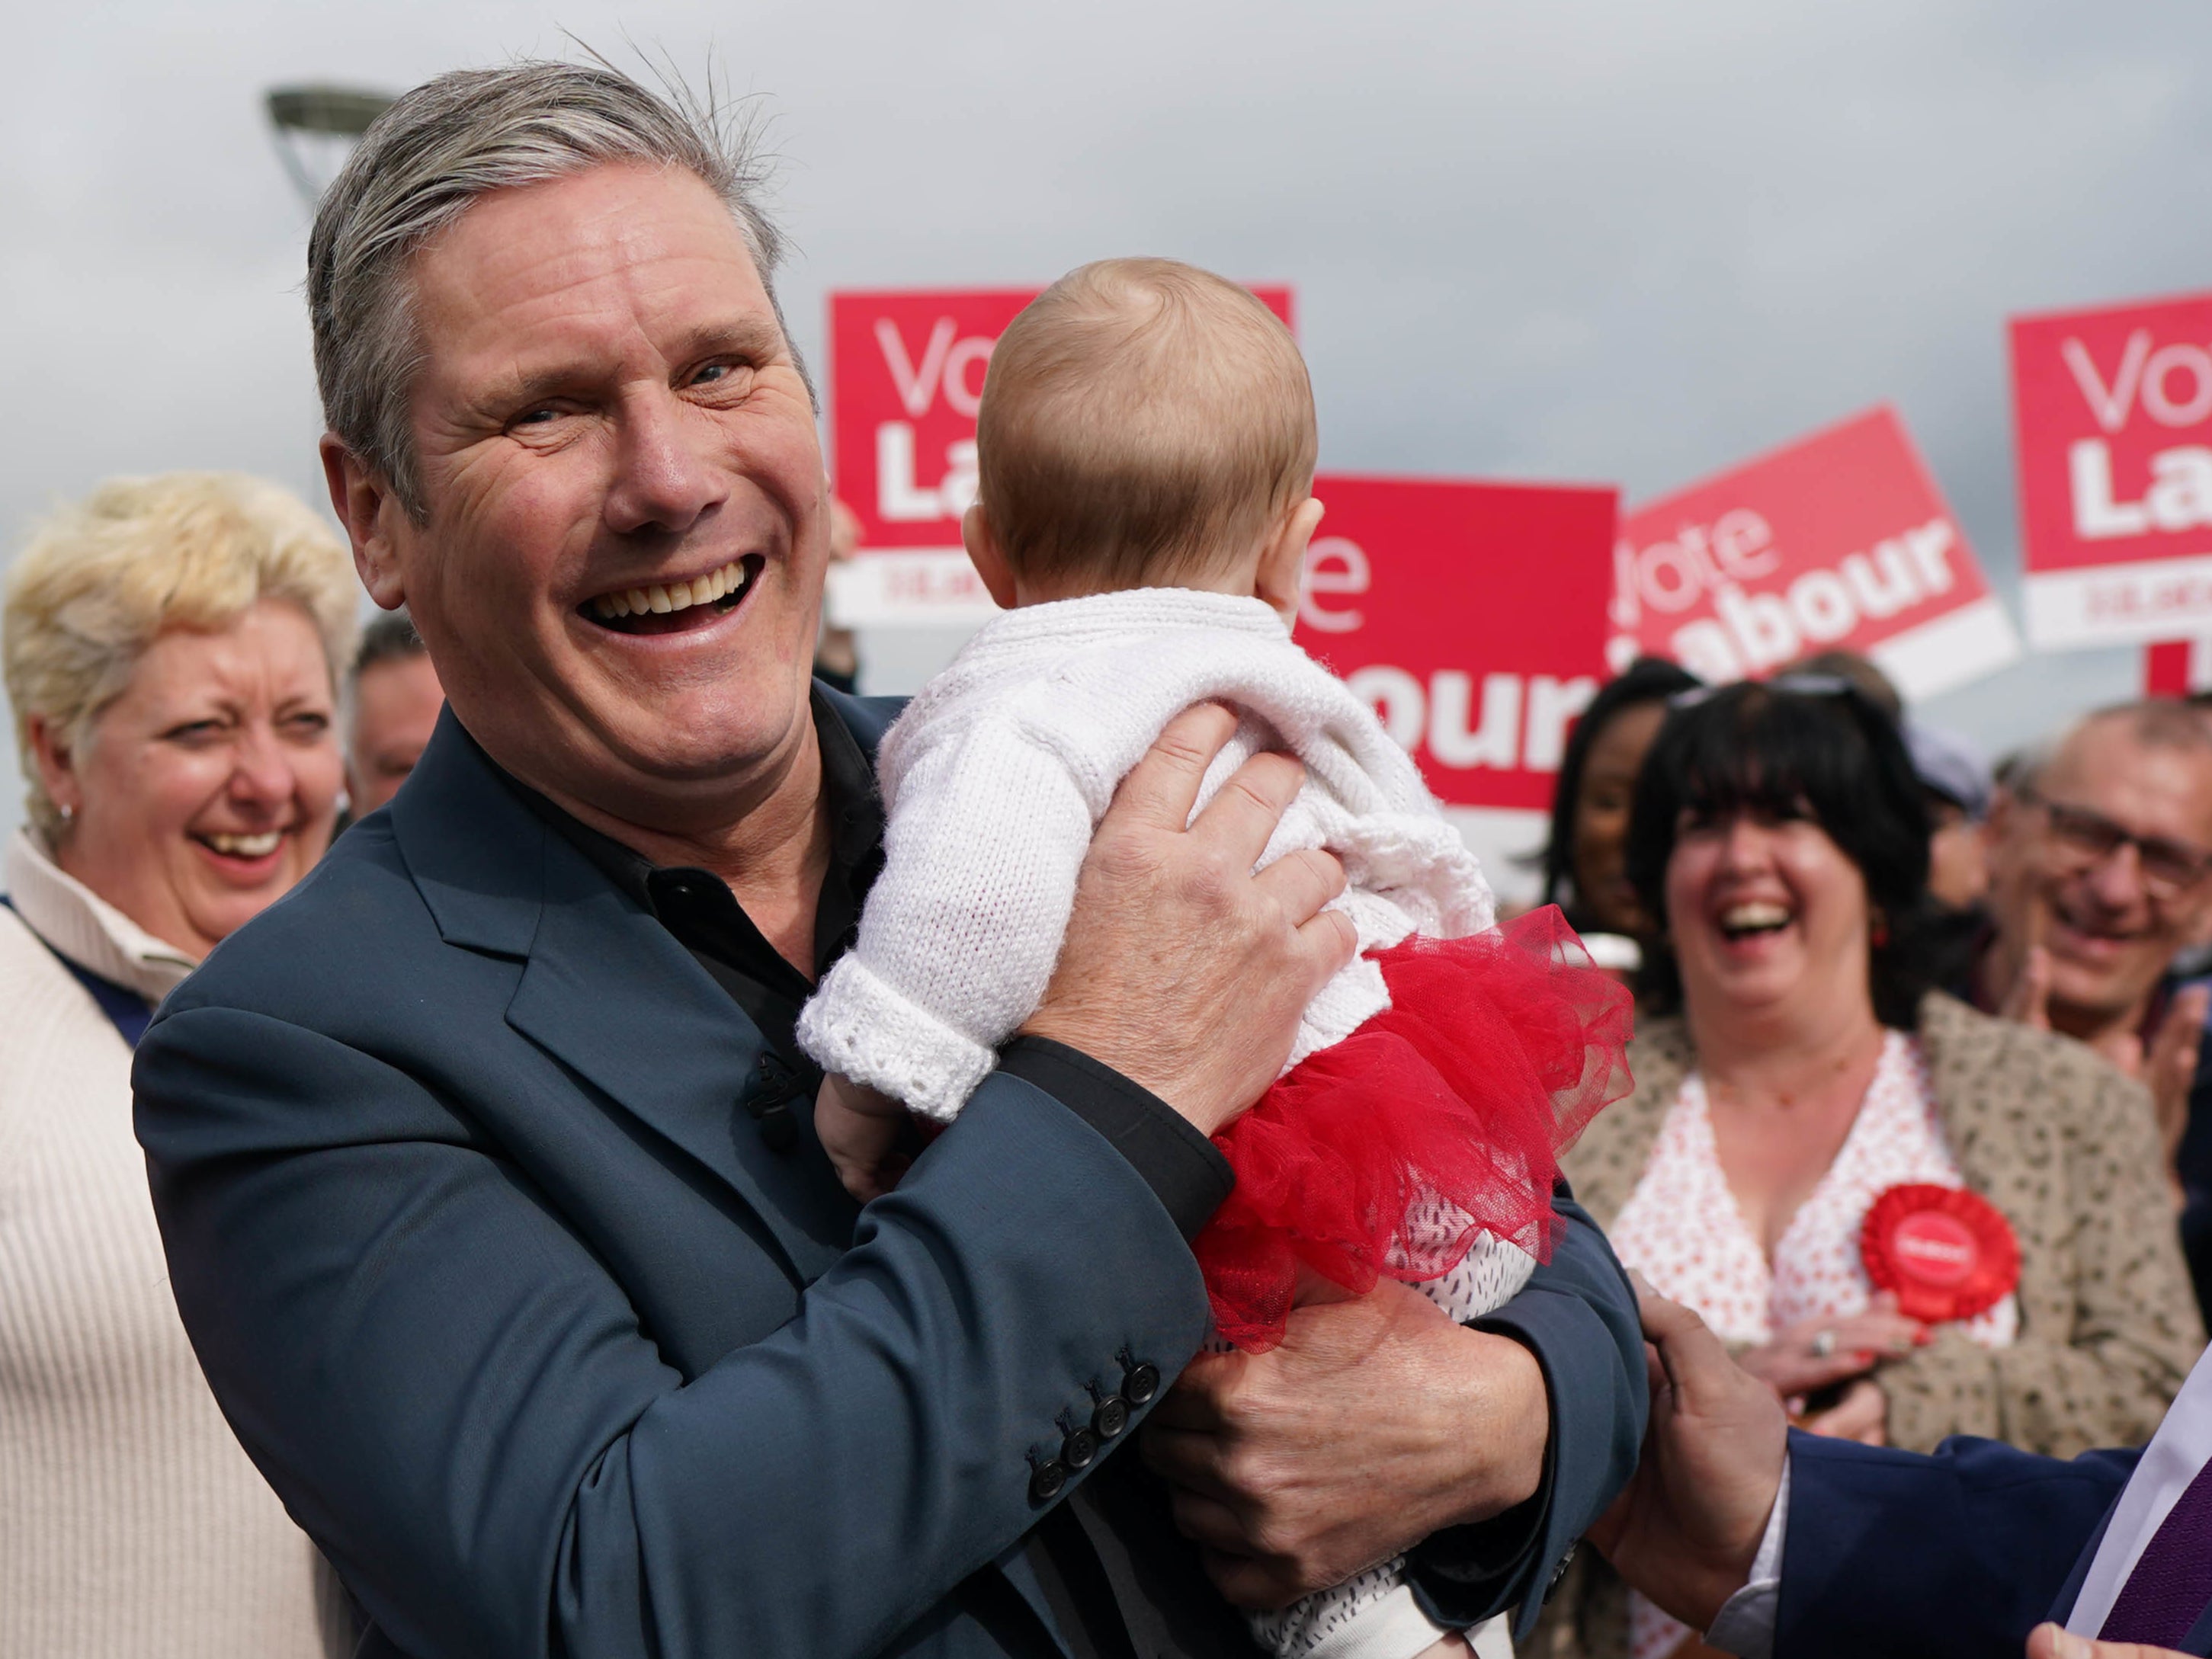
[{"left": 1666, "top": 671, "right": 1873, "bottom": 712}]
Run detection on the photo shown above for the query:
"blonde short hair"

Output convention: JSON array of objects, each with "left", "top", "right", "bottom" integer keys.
[
  {"left": 976, "top": 258, "right": 1317, "bottom": 588},
  {"left": 4, "top": 472, "right": 360, "bottom": 838}
]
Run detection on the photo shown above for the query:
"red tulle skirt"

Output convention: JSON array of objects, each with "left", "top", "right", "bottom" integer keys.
[{"left": 1194, "top": 905, "right": 1634, "bottom": 1352}]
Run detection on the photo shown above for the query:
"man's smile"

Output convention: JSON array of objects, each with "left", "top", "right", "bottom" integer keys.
[{"left": 579, "top": 552, "right": 763, "bottom": 636}]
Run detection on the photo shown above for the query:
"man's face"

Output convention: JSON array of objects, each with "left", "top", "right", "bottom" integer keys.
[
  {"left": 346, "top": 651, "right": 445, "bottom": 818},
  {"left": 364, "top": 162, "right": 828, "bottom": 828},
  {"left": 1986, "top": 723, "right": 2212, "bottom": 1030}
]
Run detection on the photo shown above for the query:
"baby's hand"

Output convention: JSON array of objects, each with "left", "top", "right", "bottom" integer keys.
[{"left": 815, "top": 1073, "right": 912, "bottom": 1203}]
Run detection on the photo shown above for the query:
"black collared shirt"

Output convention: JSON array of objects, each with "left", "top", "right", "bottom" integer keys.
[
  {"left": 501, "top": 687, "right": 1237, "bottom": 1657},
  {"left": 506, "top": 687, "right": 1232, "bottom": 1240}
]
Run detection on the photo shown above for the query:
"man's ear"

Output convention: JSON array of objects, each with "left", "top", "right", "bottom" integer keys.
[
  {"left": 963, "top": 503, "right": 1020, "bottom": 611},
  {"left": 1255, "top": 497, "right": 1326, "bottom": 624},
  {"left": 321, "top": 432, "right": 409, "bottom": 611}
]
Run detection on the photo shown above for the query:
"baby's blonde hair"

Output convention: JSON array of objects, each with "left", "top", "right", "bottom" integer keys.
[
  {"left": 4, "top": 472, "right": 359, "bottom": 838},
  {"left": 976, "top": 258, "right": 1317, "bottom": 588}
]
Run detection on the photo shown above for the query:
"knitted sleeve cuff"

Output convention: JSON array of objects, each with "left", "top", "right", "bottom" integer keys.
[{"left": 795, "top": 954, "right": 999, "bottom": 1122}]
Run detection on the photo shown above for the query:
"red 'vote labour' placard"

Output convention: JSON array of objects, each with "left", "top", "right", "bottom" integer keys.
[
  {"left": 827, "top": 285, "right": 1295, "bottom": 623},
  {"left": 1611, "top": 405, "right": 2018, "bottom": 700},
  {"left": 2012, "top": 290, "right": 2212, "bottom": 652},
  {"left": 1294, "top": 475, "right": 1617, "bottom": 892}
]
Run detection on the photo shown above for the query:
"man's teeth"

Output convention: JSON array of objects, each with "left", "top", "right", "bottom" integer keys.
[
  {"left": 1720, "top": 902, "right": 1792, "bottom": 934},
  {"left": 589, "top": 559, "right": 750, "bottom": 620},
  {"left": 204, "top": 831, "right": 282, "bottom": 858}
]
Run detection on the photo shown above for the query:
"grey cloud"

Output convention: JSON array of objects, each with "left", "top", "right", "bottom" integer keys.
[{"left": 5, "top": 0, "right": 2210, "bottom": 829}]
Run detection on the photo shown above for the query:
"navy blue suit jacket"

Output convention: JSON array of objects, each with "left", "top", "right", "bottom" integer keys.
[
  {"left": 134, "top": 693, "right": 1643, "bottom": 1658},
  {"left": 1776, "top": 1429, "right": 2212, "bottom": 1657}
]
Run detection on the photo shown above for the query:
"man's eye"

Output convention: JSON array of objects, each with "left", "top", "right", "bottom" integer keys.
[
  {"left": 514, "top": 406, "right": 558, "bottom": 426},
  {"left": 691, "top": 361, "right": 749, "bottom": 389}
]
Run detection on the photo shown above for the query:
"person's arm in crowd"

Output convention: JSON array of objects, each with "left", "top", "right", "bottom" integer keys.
[
  {"left": 136, "top": 709, "right": 1358, "bottom": 1659},
  {"left": 1142, "top": 1187, "right": 1645, "bottom": 1639},
  {"left": 1592, "top": 1280, "right": 2135, "bottom": 1659},
  {"left": 1880, "top": 1064, "right": 2204, "bottom": 1455}
]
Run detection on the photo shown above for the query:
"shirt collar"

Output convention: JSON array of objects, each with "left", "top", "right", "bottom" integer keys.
[
  {"left": 2, "top": 828, "right": 197, "bottom": 1004},
  {"left": 502, "top": 684, "right": 884, "bottom": 962}
]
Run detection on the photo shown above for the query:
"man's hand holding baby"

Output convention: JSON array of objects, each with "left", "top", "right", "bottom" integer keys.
[
  {"left": 1022, "top": 701, "right": 1356, "bottom": 1136},
  {"left": 815, "top": 702, "right": 1350, "bottom": 1205}
]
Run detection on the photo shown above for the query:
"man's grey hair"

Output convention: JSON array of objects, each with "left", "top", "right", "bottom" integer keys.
[
  {"left": 308, "top": 59, "right": 791, "bottom": 520},
  {"left": 2012, "top": 697, "right": 2212, "bottom": 795}
]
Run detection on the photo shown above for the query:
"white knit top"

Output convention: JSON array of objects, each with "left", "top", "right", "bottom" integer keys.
[
  {"left": 797, "top": 588, "right": 1496, "bottom": 1120},
  {"left": 0, "top": 830, "right": 345, "bottom": 1658}
]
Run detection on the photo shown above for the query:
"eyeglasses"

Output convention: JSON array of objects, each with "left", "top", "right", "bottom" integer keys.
[{"left": 2015, "top": 786, "right": 2212, "bottom": 902}]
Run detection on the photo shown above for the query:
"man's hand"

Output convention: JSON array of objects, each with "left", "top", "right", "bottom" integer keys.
[
  {"left": 1587, "top": 1276, "right": 1787, "bottom": 1634},
  {"left": 2144, "top": 985, "right": 2209, "bottom": 1188},
  {"left": 1022, "top": 703, "right": 1356, "bottom": 1135},
  {"left": 2028, "top": 1622, "right": 2191, "bottom": 1659},
  {"left": 1140, "top": 1279, "right": 1547, "bottom": 1609},
  {"left": 2000, "top": 942, "right": 2055, "bottom": 1031}
]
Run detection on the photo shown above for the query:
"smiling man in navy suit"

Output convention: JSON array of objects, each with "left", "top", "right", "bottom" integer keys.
[{"left": 131, "top": 59, "right": 1645, "bottom": 1659}]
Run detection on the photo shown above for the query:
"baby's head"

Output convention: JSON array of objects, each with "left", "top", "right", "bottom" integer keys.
[{"left": 965, "top": 258, "right": 1322, "bottom": 618}]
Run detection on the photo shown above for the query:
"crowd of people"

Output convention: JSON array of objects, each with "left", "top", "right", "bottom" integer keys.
[{"left": 5, "top": 50, "right": 2212, "bottom": 1659}]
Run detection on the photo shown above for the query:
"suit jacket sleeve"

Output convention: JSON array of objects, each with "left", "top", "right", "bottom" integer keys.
[
  {"left": 1404, "top": 1188, "right": 1647, "bottom": 1638},
  {"left": 797, "top": 722, "right": 1095, "bottom": 1121},
  {"left": 136, "top": 1004, "right": 1213, "bottom": 1659},
  {"left": 1775, "top": 1430, "right": 2137, "bottom": 1659}
]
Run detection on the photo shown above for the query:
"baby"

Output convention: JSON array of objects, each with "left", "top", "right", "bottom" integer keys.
[{"left": 797, "top": 258, "right": 1630, "bottom": 1659}]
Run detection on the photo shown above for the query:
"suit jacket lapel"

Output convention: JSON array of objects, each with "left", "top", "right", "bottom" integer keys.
[
  {"left": 390, "top": 712, "right": 854, "bottom": 1283},
  {"left": 504, "top": 852, "right": 857, "bottom": 1280}
]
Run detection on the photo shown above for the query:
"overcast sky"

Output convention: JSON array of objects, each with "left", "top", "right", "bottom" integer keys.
[{"left": 6, "top": 0, "right": 2212, "bottom": 834}]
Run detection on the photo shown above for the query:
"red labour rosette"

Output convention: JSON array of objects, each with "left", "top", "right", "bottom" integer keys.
[{"left": 1859, "top": 1183, "right": 2021, "bottom": 1325}]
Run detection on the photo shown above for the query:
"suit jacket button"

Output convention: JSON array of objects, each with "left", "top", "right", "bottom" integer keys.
[
  {"left": 1062, "top": 1426, "right": 1100, "bottom": 1471},
  {"left": 1121, "top": 1362, "right": 1160, "bottom": 1407},
  {"left": 1029, "top": 1459, "right": 1069, "bottom": 1503},
  {"left": 1092, "top": 1395, "right": 1129, "bottom": 1440}
]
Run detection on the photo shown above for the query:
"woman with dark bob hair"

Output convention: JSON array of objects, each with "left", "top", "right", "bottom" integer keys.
[
  {"left": 1537, "top": 656, "right": 1701, "bottom": 962},
  {"left": 1542, "top": 677, "right": 2202, "bottom": 1659}
]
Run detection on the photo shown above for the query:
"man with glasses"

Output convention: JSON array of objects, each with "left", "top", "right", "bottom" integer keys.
[{"left": 1979, "top": 700, "right": 2212, "bottom": 1308}]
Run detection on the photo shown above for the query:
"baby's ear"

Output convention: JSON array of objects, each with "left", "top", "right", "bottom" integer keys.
[
  {"left": 962, "top": 503, "right": 1020, "bottom": 610},
  {"left": 1255, "top": 496, "right": 1326, "bottom": 624}
]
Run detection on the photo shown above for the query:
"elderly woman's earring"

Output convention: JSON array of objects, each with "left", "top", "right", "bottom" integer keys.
[{"left": 57, "top": 802, "right": 73, "bottom": 825}]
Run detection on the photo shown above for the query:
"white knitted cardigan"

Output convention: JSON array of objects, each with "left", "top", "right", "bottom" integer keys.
[
  {"left": 0, "top": 830, "right": 346, "bottom": 1658},
  {"left": 797, "top": 588, "right": 1495, "bottom": 1119}
]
